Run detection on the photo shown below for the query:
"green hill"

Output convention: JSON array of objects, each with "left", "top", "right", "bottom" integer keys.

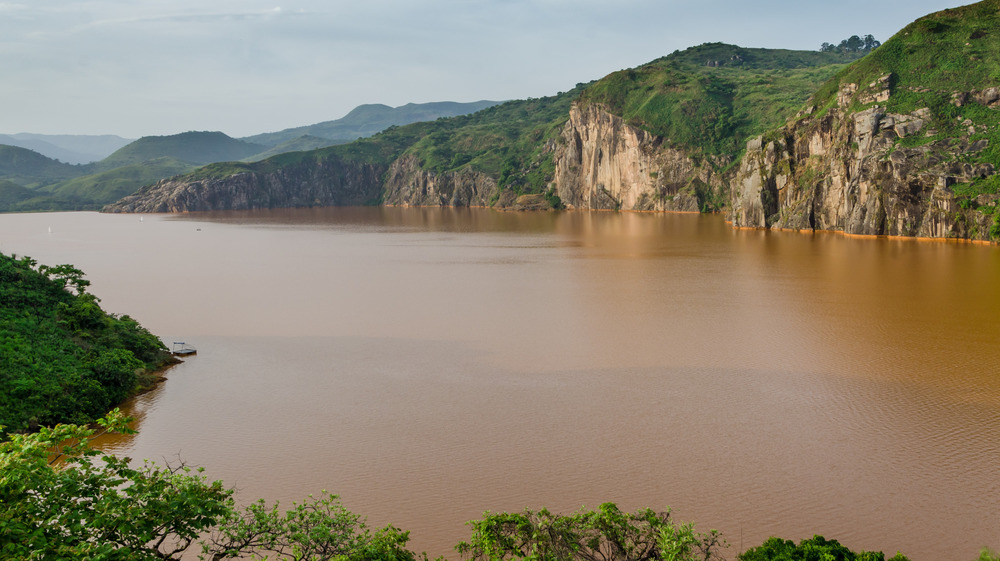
[
  {"left": 182, "top": 90, "right": 579, "bottom": 197},
  {"left": 0, "top": 144, "right": 90, "bottom": 188},
  {"left": 578, "top": 43, "right": 862, "bottom": 156},
  {"left": 728, "top": 0, "right": 1000, "bottom": 240},
  {"left": 0, "top": 180, "right": 37, "bottom": 209},
  {"left": 807, "top": 0, "right": 1000, "bottom": 197},
  {"left": 40, "top": 157, "right": 196, "bottom": 205},
  {"left": 0, "top": 252, "right": 173, "bottom": 434},
  {"left": 0, "top": 179, "right": 83, "bottom": 212},
  {"left": 242, "top": 135, "right": 345, "bottom": 162},
  {"left": 242, "top": 100, "right": 502, "bottom": 147},
  {"left": 98, "top": 131, "right": 266, "bottom": 168},
  {"left": 379, "top": 44, "right": 853, "bottom": 192}
]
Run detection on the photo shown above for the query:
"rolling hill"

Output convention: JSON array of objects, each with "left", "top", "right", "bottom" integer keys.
[
  {"left": 0, "top": 133, "right": 133, "bottom": 164},
  {"left": 242, "top": 100, "right": 502, "bottom": 147}
]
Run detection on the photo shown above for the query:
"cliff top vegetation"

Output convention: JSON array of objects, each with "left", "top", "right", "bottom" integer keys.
[
  {"left": 577, "top": 43, "right": 862, "bottom": 157},
  {"left": 805, "top": 0, "right": 1000, "bottom": 199}
]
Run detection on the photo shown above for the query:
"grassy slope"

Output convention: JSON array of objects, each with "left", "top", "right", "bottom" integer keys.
[
  {"left": 41, "top": 158, "right": 196, "bottom": 206},
  {"left": 98, "top": 131, "right": 266, "bottom": 168},
  {"left": 0, "top": 253, "right": 172, "bottom": 433},
  {"left": 578, "top": 43, "right": 860, "bottom": 158},
  {"left": 242, "top": 136, "right": 345, "bottom": 162},
  {"left": 384, "top": 45, "right": 852, "bottom": 195},
  {"left": 807, "top": 0, "right": 1000, "bottom": 198},
  {"left": 0, "top": 145, "right": 90, "bottom": 188}
]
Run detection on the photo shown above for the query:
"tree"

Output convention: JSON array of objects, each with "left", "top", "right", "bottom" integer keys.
[
  {"left": 738, "top": 535, "right": 909, "bottom": 561},
  {"left": 456, "top": 503, "right": 725, "bottom": 561},
  {"left": 0, "top": 410, "right": 420, "bottom": 561},
  {"left": 818, "top": 35, "right": 880, "bottom": 54},
  {"left": 1, "top": 251, "right": 172, "bottom": 433}
]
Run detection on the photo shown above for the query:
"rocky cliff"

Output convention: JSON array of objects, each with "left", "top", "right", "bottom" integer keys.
[
  {"left": 104, "top": 156, "right": 386, "bottom": 213},
  {"left": 553, "top": 103, "right": 728, "bottom": 212},
  {"left": 730, "top": 0, "right": 1000, "bottom": 241},
  {"left": 730, "top": 79, "right": 999, "bottom": 240},
  {"left": 382, "top": 154, "right": 500, "bottom": 207}
]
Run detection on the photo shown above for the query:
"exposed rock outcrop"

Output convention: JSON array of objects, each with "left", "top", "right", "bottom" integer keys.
[
  {"left": 382, "top": 154, "right": 499, "bottom": 207},
  {"left": 731, "top": 81, "right": 999, "bottom": 240},
  {"left": 553, "top": 104, "right": 728, "bottom": 212},
  {"left": 104, "top": 156, "right": 386, "bottom": 213}
]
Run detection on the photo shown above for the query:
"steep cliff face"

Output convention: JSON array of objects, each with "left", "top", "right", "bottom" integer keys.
[
  {"left": 382, "top": 154, "right": 500, "bottom": 207},
  {"left": 731, "top": 0, "right": 1000, "bottom": 241},
  {"left": 104, "top": 157, "right": 386, "bottom": 213},
  {"left": 731, "top": 79, "right": 999, "bottom": 240},
  {"left": 553, "top": 104, "right": 727, "bottom": 212}
]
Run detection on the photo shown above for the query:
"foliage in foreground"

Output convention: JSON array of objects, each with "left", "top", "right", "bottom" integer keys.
[
  {"left": 4, "top": 413, "right": 985, "bottom": 561},
  {"left": 457, "top": 503, "right": 724, "bottom": 561},
  {"left": 0, "top": 252, "right": 172, "bottom": 433},
  {"left": 738, "top": 535, "right": 909, "bottom": 561},
  {"left": 0, "top": 410, "right": 418, "bottom": 561}
]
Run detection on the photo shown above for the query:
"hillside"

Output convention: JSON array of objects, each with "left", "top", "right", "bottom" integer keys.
[
  {"left": 730, "top": 0, "right": 1000, "bottom": 241},
  {"left": 0, "top": 144, "right": 89, "bottom": 188},
  {"left": 1, "top": 103, "right": 513, "bottom": 213},
  {"left": 106, "top": 44, "right": 851, "bottom": 213},
  {"left": 39, "top": 157, "right": 196, "bottom": 205},
  {"left": 577, "top": 43, "right": 863, "bottom": 156},
  {"left": 0, "top": 252, "right": 173, "bottom": 434},
  {"left": 242, "top": 100, "right": 502, "bottom": 147},
  {"left": 106, "top": 90, "right": 582, "bottom": 212},
  {"left": 98, "top": 131, "right": 266, "bottom": 168},
  {"left": 242, "top": 135, "right": 344, "bottom": 162}
]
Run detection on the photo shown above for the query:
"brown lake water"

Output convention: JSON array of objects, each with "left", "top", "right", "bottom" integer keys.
[{"left": 1, "top": 207, "right": 998, "bottom": 560}]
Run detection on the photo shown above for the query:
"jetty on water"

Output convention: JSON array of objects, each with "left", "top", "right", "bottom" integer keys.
[{"left": 171, "top": 342, "right": 197, "bottom": 356}]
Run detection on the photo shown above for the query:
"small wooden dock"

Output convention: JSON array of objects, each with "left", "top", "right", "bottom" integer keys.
[{"left": 171, "top": 342, "right": 197, "bottom": 356}]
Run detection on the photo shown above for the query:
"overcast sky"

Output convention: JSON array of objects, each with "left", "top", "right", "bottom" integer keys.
[{"left": 0, "top": 0, "right": 966, "bottom": 139}]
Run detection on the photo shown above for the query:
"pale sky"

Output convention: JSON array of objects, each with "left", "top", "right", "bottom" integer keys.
[{"left": 0, "top": 0, "right": 965, "bottom": 139}]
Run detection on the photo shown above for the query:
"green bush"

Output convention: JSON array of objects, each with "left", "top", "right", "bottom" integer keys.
[
  {"left": 739, "top": 535, "right": 909, "bottom": 561},
  {"left": 0, "top": 252, "right": 172, "bottom": 434}
]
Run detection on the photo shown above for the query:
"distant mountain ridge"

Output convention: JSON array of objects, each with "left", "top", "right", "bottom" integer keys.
[
  {"left": 98, "top": 131, "right": 266, "bottom": 169},
  {"left": 0, "top": 100, "right": 501, "bottom": 212},
  {"left": 242, "top": 100, "right": 502, "bottom": 147},
  {"left": 0, "top": 133, "right": 133, "bottom": 164}
]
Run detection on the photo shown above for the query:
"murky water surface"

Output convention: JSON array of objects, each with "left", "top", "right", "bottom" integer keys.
[{"left": 2, "top": 208, "right": 998, "bottom": 560}]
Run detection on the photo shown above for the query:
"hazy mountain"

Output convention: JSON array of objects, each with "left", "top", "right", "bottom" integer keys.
[
  {"left": 242, "top": 100, "right": 502, "bottom": 147},
  {"left": 243, "top": 135, "right": 345, "bottom": 162},
  {"left": 98, "top": 131, "right": 267, "bottom": 169},
  {"left": 0, "top": 133, "right": 133, "bottom": 164}
]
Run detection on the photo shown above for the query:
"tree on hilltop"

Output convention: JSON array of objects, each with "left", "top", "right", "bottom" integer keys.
[{"left": 820, "top": 34, "right": 880, "bottom": 53}]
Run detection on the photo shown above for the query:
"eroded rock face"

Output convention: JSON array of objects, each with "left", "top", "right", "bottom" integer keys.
[
  {"left": 731, "top": 84, "right": 998, "bottom": 241},
  {"left": 104, "top": 156, "right": 386, "bottom": 213},
  {"left": 382, "top": 154, "right": 499, "bottom": 207},
  {"left": 552, "top": 103, "right": 727, "bottom": 212}
]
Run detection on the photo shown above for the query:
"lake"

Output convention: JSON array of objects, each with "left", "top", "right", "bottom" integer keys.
[{"left": 2, "top": 207, "right": 998, "bottom": 560}]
